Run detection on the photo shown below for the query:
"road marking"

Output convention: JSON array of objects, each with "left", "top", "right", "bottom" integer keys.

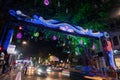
[{"left": 15, "top": 72, "right": 21, "bottom": 80}]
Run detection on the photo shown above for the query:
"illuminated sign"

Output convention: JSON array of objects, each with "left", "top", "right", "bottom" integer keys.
[{"left": 7, "top": 44, "right": 16, "bottom": 54}]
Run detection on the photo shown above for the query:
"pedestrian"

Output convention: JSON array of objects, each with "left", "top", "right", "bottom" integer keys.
[{"left": 23, "top": 62, "right": 28, "bottom": 75}]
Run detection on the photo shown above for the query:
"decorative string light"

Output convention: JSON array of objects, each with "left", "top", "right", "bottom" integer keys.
[
  {"left": 16, "top": 32, "right": 22, "bottom": 39},
  {"left": 79, "top": 40, "right": 83, "bottom": 45},
  {"left": 62, "top": 43, "right": 65, "bottom": 46},
  {"left": 53, "top": 35, "right": 57, "bottom": 40},
  {"left": 92, "top": 44, "right": 95, "bottom": 50},
  {"left": 44, "top": 0, "right": 49, "bottom": 6},
  {"left": 33, "top": 32, "right": 39, "bottom": 37},
  {"left": 58, "top": 1, "right": 60, "bottom": 7},
  {"left": 66, "top": 8, "right": 68, "bottom": 14},
  {"left": 19, "top": 26, "right": 22, "bottom": 30}
]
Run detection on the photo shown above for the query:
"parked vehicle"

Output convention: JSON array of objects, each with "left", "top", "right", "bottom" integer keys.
[{"left": 70, "top": 65, "right": 96, "bottom": 80}]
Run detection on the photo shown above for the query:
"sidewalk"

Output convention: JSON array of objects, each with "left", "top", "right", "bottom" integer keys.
[
  {"left": 84, "top": 75, "right": 119, "bottom": 80},
  {"left": 0, "top": 72, "right": 9, "bottom": 80},
  {"left": 0, "top": 69, "right": 19, "bottom": 80}
]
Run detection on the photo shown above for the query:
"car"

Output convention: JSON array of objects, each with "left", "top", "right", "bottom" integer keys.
[
  {"left": 35, "top": 65, "right": 48, "bottom": 76},
  {"left": 53, "top": 66, "right": 63, "bottom": 72},
  {"left": 70, "top": 65, "right": 96, "bottom": 80},
  {"left": 46, "top": 66, "right": 52, "bottom": 72}
]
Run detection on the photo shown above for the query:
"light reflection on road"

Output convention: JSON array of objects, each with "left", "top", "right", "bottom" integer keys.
[{"left": 22, "top": 72, "right": 70, "bottom": 80}]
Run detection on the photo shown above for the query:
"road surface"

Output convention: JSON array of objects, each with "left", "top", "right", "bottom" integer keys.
[{"left": 22, "top": 71, "right": 70, "bottom": 80}]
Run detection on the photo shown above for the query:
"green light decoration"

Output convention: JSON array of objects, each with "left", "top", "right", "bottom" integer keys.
[
  {"left": 66, "top": 35, "right": 101, "bottom": 55},
  {"left": 83, "top": 42, "right": 87, "bottom": 45},
  {"left": 75, "top": 47, "right": 81, "bottom": 55},
  {"left": 33, "top": 32, "right": 39, "bottom": 37}
]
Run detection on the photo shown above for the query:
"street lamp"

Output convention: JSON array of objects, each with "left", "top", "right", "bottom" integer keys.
[
  {"left": 22, "top": 41, "right": 27, "bottom": 45},
  {"left": 111, "top": 8, "right": 120, "bottom": 18},
  {"left": 14, "top": 51, "right": 18, "bottom": 54}
]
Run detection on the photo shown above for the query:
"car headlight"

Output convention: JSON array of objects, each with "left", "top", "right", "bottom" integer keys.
[
  {"left": 38, "top": 69, "right": 42, "bottom": 72},
  {"left": 28, "top": 66, "right": 32, "bottom": 69},
  {"left": 47, "top": 68, "right": 51, "bottom": 72}
]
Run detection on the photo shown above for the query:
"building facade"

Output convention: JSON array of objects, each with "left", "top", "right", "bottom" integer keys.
[{"left": 109, "top": 31, "right": 120, "bottom": 50}]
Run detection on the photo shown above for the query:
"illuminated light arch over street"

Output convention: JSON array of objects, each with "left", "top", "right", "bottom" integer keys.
[{"left": 9, "top": 10, "right": 104, "bottom": 39}]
